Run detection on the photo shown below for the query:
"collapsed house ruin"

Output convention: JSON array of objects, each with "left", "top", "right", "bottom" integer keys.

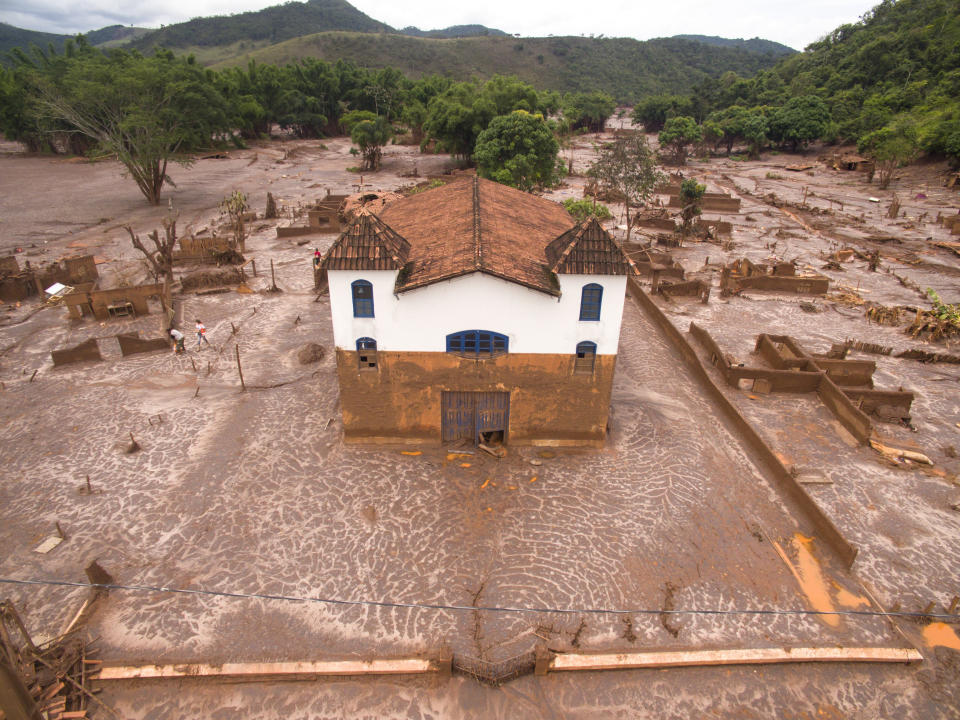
[
  {"left": 0, "top": 255, "right": 99, "bottom": 303},
  {"left": 721, "top": 258, "right": 831, "bottom": 295},
  {"left": 690, "top": 325, "right": 914, "bottom": 444}
]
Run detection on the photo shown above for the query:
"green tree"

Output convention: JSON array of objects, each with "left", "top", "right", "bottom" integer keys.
[
  {"left": 658, "top": 116, "right": 703, "bottom": 164},
  {"left": 422, "top": 81, "right": 495, "bottom": 159},
  {"left": 474, "top": 110, "right": 561, "bottom": 191},
  {"left": 587, "top": 135, "right": 665, "bottom": 243},
  {"left": 858, "top": 119, "right": 920, "bottom": 189},
  {"left": 28, "top": 48, "right": 229, "bottom": 204},
  {"left": 679, "top": 178, "right": 706, "bottom": 234},
  {"left": 563, "top": 197, "right": 612, "bottom": 222},
  {"left": 768, "top": 95, "right": 831, "bottom": 152},
  {"left": 632, "top": 95, "right": 694, "bottom": 132},
  {"left": 741, "top": 111, "right": 770, "bottom": 158},
  {"left": 562, "top": 91, "right": 616, "bottom": 133},
  {"left": 343, "top": 110, "right": 393, "bottom": 171}
]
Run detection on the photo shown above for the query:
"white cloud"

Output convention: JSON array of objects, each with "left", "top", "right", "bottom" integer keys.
[{"left": 0, "top": 0, "right": 880, "bottom": 50}]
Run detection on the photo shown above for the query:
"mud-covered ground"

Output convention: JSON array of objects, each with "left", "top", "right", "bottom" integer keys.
[{"left": 1, "top": 128, "right": 959, "bottom": 718}]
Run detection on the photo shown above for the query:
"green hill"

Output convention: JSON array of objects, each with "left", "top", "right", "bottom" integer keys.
[
  {"left": 211, "top": 32, "right": 785, "bottom": 102},
  {"left": 127, "top": 0, "right": 390, "bottom": 51},
  {"left": 84, "top": 25, "right": 151, "bottom": 48},
  {"left": 0, "top": 22, "right": 68, "bottom": 56},
  {"left": 674, "top": 34, "right": 795, "bottom": 56},
  {"left": 400, "top": 25, "right": 509, "bottom": 38}
]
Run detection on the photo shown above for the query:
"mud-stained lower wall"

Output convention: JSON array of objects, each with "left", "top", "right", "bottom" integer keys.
[{"left": 335, "top": 350, "right": 616, "bottom": 446}]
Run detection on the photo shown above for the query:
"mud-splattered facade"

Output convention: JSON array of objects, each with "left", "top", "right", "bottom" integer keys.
[{"left": 320, "top": 177, "right": 637, "bottom": 446}]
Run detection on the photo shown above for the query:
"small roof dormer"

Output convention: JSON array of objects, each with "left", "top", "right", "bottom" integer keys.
[
  {"left": 546, "top": 216, "right": 638, "bottom": 276},
  {"left": 319, "top": 210, "right": 410, "bottom": 271}
]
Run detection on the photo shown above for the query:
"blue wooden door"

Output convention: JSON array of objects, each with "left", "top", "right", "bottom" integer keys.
[
  {"left": 442, "top": 391, "right": 510, "bottom": 444},
  {"left": 442, "top": 391, "right": 475, "bottom": 442},
  {"left": 476, "top": 392, "right": 510, "bottom": 442}
]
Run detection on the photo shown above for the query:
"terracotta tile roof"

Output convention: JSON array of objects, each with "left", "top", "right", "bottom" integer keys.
[
  {"left": 319, "top": 210, "right": 410, "bottom": 271},
  {"left": 546, "top": 216, "right": 638, "bottom": 276},
  {"left": 380, "top": 176, "right": 576, "bottom": 296}
]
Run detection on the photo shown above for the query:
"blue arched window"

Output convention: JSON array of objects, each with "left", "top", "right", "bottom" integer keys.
[
  {"left": 446, "top": 330, "right": 508, "bottom": 358},
  {"left": 356, "top": 337, "right": 377, "bottom": 370},
  {"left": 579, "top": 283, "right": 603, "bottom": 321},
  {"left": 574, "top": 341, "right": 597, "bottom": 374},
  {"left": 351, "top": 279, "right": 374, "bottom": 318}
]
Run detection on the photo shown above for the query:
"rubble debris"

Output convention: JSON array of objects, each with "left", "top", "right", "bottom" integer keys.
[
  {"left": 895, "top": 348, "right": 960, "bottom": 364},
  {"left": 0, "top": 567, "right": 111, "bottom": 720},
  {"left": 478, "top": 443, "right": 506, "bottom": 458},
  {"left": 866, "top": 304, "right": 904, "bottom": 326},
  {"left": 297, "top": 343, "right": 326, "bottom": 364},
  {"left": 180, "top": 268, "right": 243, "bottom": 291},
  {"left": 339, "top": 191, "right": 402, "bottom": 224},
  {"left": 907, "top": 306, "right": 960, "bottom": 342},
  {"left": 870, "top": 439, "right": 932, "bottom": 465},
  {"left": 848, "top": 339, "right": 893, "bottom": 356}
]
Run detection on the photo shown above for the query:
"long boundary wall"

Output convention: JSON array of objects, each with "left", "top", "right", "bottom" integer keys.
[{"left": 628, "top": 279, "right": 858, "bottom": 568}]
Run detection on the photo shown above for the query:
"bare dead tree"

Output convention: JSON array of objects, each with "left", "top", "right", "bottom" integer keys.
[{"left": 126, "top": 212, "right": 178, "bottom": 288}]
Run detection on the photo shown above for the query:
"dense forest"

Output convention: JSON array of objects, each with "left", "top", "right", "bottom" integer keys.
[{"left": 635, "top": 0, "right": 960, "bottom": 164}]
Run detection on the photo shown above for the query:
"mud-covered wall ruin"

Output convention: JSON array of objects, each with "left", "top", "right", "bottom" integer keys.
[
  {"left": 627, "top": 279, "right": 859, "bottom": 568},
  {"left": 64, "top": 283, "right": 163, "bottom": 320},
  {"left": 335, "top": 350, "right": 616, "bottom": 446},
  {"left": 50, "top": 338, "right": 102, "bottom": 366}
]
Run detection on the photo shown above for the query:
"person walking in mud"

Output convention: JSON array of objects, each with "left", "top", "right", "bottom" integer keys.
[
  {"left": 169, "top": 328, "right": 185, "bottom": 354},
  {"left": 195, "top": 319, "right": 211, "bottom": 349}
]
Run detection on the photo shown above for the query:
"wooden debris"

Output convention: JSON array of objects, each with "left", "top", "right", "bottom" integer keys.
[
  {"left": 870, "top": 439, "right": 933, "bottom": 465},
  {"left": 478, "top": 443, "right": 506, "bottom": 458},
  {"left": 1, "top": 599, "right": 107, "bottom": 720}
]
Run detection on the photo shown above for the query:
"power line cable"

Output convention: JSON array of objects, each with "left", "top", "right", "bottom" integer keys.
[{"left": 1, "top": 577, "right": 956, "bottom": 620}]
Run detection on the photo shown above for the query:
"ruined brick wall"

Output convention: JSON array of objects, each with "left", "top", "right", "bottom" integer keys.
[{"left": 335, "top": 350, "right": 616, "bottom": 446}]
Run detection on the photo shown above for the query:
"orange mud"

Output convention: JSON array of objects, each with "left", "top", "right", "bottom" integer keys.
[{"left": 922, "top": 622, "right": 960, "bottom": 651}]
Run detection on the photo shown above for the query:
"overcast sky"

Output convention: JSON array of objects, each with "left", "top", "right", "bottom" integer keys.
[{"left": 0, "top": 0, "right": 881, "bottom": 51}]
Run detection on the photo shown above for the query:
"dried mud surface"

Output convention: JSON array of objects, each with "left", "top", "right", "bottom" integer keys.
[{"left": 0, "top": 128, "right": 958, "bottom": 718}]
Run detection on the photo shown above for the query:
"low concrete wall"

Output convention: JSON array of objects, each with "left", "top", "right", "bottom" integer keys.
[
  {"left": 117, "top": 333, "right": 169, "bottom": 357},
  {"left": 656, "top": 279, "right": 710, "bottom": 302},
  {"left": 669, "top": 196, "right": 742, "bottom": 213},
  {"left": 817, "top": 376, "right": 873, "bottom": 443},
  {"left": 842, "top": 388, "right": 914, "bottom": 419},
  {"left": 733, "top": 274, "right": 830, "bottom": 295},
  {"left": 694, "top": 327, "right": 822, "bottom": 392},
  {"left": 631, "top": 281, "right": 858, "bottom": 568},
  {"left": 51, "top": 338, "right": 102, "bottom": 366}
]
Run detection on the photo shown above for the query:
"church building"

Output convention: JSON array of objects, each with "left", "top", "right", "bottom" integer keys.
[{"left": 319, "top": 176, "right": 637, "bottom": 446}]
